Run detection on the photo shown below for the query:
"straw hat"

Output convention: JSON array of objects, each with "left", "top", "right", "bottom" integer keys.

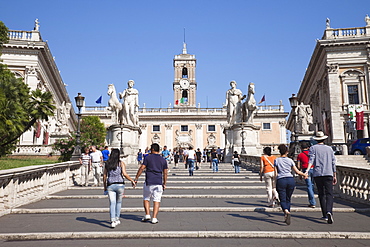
[{"left": 313, "top": 131, "right": 328, "bottom": 141}]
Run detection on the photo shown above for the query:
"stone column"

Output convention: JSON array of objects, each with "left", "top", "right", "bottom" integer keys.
[
  {"left": 279, "top": 120, "right": 287, "bottom": 143},
  {"left": 327, "top": 63, "right": 346, "bottom": 143},
  {"left": 195, "top": 124, "right": 203, "bottom": 148},
  {"left": 139, "top": 124, "right": 147, "bottom": 150},
  {"left": 165, "top": 124, "right": 173, "bottom": 149}
]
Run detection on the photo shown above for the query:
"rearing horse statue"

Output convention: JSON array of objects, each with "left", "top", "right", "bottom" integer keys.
[
  {"left": 242, "top": 83, "right": 257, "bottom": 124},
  {"left": 107, "top": 84, "right": 123, "bottom": 124}
]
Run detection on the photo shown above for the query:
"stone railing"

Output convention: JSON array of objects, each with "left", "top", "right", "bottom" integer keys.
[
  {"left": 240, "top": 155, "right": 370, "bottom": 205},
  {"left": 335, "top": 164, "right": 370, "bottom": 205},
  {"left": 8, "top": 30, "right": 41, "bottom": 42},
  {"left": 239, "top": 154, "right": 260, "bottom": 172},
  {"left": 257, "top": 104, "right": 284, "bottom": 112},
  {"left": 0, "top": 161, "right": 81, "bottom": 216},
  {"left": 323, "top": 27, "right": 368, "bottom": 39}
]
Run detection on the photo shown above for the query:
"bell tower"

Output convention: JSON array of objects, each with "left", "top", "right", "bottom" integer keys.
[{"left": 173, "top": 42, "right": 197, "bottom": 108}]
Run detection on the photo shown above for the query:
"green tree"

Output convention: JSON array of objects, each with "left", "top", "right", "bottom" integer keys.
[
  {"left": 53, "top": 116, "right": 106, "bottom": 161},
  {"left": 80, "top": 116, "right": 106, "bottom": 148},
  {"left": 0, "top": 21, "right": 55, "bottom": 156},
  {"left": 0, "top": 21, "right": 9, "bottom": 47}
]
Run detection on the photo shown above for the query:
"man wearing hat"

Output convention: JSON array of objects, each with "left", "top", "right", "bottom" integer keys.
[{"left": 306, "top": 131, "right": 337, "bottom": 224}]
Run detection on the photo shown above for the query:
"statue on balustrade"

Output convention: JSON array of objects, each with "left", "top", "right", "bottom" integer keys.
[
  {"left": 365, "top": 15, "right": 370, "bottom": 26},
  {"left": 242, "top": 83, "right": 257, "bottom": 124},
  {"left": 225, "top": 80, "right": 244, "bottom": 125},
  {"left": 119, "top": 80, "right": 139, "bottom": 126},
  {"left": 296, "top": 102, "right": 313, "bottom": 134},
  {"left": 55, "top": 101, "right": 71, "bottom": 134}
]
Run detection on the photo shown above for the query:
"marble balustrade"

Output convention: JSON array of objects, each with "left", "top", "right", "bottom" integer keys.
[
  {"left": 0, "top": 161, "right": 81, "bottom": 216},
  {"left": 240, "top": 155, "right": 370, "bottom": 205}
]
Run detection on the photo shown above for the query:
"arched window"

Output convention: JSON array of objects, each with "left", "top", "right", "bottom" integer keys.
[
  {"left": 182, "top": 67, "right": 188, "bottom": 78},
  {"left": 182, "top": 90, "right": 188, "bottom": 98}
]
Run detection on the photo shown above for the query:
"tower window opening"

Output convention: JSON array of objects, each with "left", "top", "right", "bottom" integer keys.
[
  {"left": 182, "top": 67, "right": 188, "bottom": 78},
  {"left": 182, "top": 90, "right": 188, "bottom": 99}
]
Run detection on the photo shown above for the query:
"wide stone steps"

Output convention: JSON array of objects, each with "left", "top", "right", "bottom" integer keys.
[{"left": 0, "top": 163, "right": 370, "bottom": 246}]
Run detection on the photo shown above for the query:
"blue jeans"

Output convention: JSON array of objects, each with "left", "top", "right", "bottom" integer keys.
[
  {"left": 314, "top": 176, "right": 334, "bottom": 217},
  {"left": 188, "top": 159, "right": 195, "bottom": 176},
  {"left": 107, "top": 184, "right": 125, "bottom": 222},
  {"left": 302, "top": 168, "right": 316, "bottom": 206},
  {"left": 234, "top": 163, "right": 240, "bottom": 173},
  {"left": 212, "top": 158, "right": 219, "bottom": 172},
  {"left": 276, "top": 177, "right": 295, "bottom": 212}
]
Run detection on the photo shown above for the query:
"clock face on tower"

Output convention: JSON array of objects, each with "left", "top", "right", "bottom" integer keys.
[{"left": 180, "top": 78, "right": 190, "bottom": 89}]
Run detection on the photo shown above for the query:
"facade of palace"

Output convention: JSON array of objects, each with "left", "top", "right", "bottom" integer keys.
[
  {"left": 287, "top": 16, "right": 370, "bottom": 154},
  {"left": 82, "top": 43, "right": 288, "bottom": 154},
  {"left": 1, "top": 21, "right": 76, "bottom": 155}
]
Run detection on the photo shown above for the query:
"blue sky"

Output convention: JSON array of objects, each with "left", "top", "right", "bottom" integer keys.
[{"left": 2, "top": 0, "right": 370, "bottom": 110}]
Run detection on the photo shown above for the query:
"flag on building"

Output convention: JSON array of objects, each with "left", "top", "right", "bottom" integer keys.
[
  {"left": 95, "top": 95, "right": 102, "bottom": 104},
  {"left": 258, "top": 95, "right": 265, "bottom": 104},
  {"left": 356, "top": 110, "right": 364, "bottom": 130}
]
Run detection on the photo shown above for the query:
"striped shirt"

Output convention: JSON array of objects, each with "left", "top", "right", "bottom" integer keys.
[{"left": 80, "top": 153, "right": 91, "bottom": 165}]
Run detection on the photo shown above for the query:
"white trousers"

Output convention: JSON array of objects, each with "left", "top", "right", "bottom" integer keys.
[{"left": 263, "top": 171, "right": 279, "bottom": 206}]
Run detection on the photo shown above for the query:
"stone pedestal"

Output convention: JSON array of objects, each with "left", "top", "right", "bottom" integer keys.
[
  {"left": 107, "top": 124, "right": 141, "bottom": 165},
  {"left": 224, "top": 123, "right": 261, "bottom": 162}
]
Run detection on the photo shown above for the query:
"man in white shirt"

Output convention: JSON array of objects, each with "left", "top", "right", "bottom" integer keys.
[{"left": 90, "top": 145, "right": 103, "bottom": 186}]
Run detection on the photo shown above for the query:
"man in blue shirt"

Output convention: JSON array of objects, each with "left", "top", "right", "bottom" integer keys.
[
  {"left": 134, "top": 143, "right": 168, "bottom": 224},
  {"left": 306, "top": 131, "right": 337, "bottom": 224},
  {"left": 161, "top": 145, "right": 171, "bottom": 165},
  {"left": 101, "top": 146, "right": 110, "bottom": 164}
]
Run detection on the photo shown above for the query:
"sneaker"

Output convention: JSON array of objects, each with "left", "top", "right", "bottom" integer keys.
[
  {"left": 151, "top": 218, "right": 159, "bottom": 224},
  {"left": 111, "top": 221, "right": 117, "bottom": 228},
  {"left": 115, "top": 220, "right": 121, "bottom": 226},
  {"left": 308, "top": 204, "right": 316, "bottom": 208},
  {"left": 327, "top": 212, "right": 333, "bottom": 224},
  {"left": 321, "top": 216, "right": 328, "bottom": 221},
  {"left": 141, "top": 215, "right": 151, "bottom": 222}
]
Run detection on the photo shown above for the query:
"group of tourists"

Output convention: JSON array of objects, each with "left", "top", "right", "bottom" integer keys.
[
  {"left": 79, "top": 145, "right": 110, "bottom": 187},
  {"left": 259, "top": 131, "right": 336, "bottom": 225},
  {"left": 80, "top": 130, "right": 336, "bottom": 228}
]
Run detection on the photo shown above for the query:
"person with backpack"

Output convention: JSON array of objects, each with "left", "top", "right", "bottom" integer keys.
[
  {"left": 260, "top": 147, "right": 279, "bottom": 207},
  {"left": 232, "top": 151, "right": 241, "bottom": 173},
  {"left": 103, "top": 149, "right": 136, "bottom": 228},
  {"left": 297, "top": 142, "right": 316, "bottom": 208}
]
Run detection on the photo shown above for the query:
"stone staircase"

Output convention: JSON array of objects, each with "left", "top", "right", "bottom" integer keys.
[
  {"left": 0, "top": 162, "right": 370, "bottom": 246},
  {"left": 336, "top": 155, "right": 370, "bottom": 168}
]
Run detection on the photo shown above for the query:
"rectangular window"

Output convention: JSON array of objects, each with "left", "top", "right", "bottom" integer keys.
[
  {"left": 262, "top": 123, "right": 271, "bottom": 130},
  {"left": 181, "top": 125, "right": 188, "bottom": 132},
  {"left": 208, "top": 125, "right": 216, "bottom": 132},
  {"left": 152, "top": 125, "right": 160, "bottom": 132},
  {"left": 348, "top": 85, "right": 360, "bottom": 104}
]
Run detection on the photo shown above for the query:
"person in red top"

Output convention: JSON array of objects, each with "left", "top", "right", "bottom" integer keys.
[{"left": 297, "top": 142, "right": 316, "bottom": 208}]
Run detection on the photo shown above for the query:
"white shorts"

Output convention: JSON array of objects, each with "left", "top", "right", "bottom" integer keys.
[{"left": 143, "top": 182, "right": 163, "bottom": 202}]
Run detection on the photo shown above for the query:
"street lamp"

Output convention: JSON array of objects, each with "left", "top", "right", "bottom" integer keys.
[
  {"left": 289, "top": 93, "right": 299, "bottom": 158},
  {"left": 119, "top": 124, "right": 124, "bottom": 157},
  {"left": 74, "top": 93, "right": 85, "bottom": 157},
  {"left": 240, "top": 124, "right": 246, "bottom": 154}
]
